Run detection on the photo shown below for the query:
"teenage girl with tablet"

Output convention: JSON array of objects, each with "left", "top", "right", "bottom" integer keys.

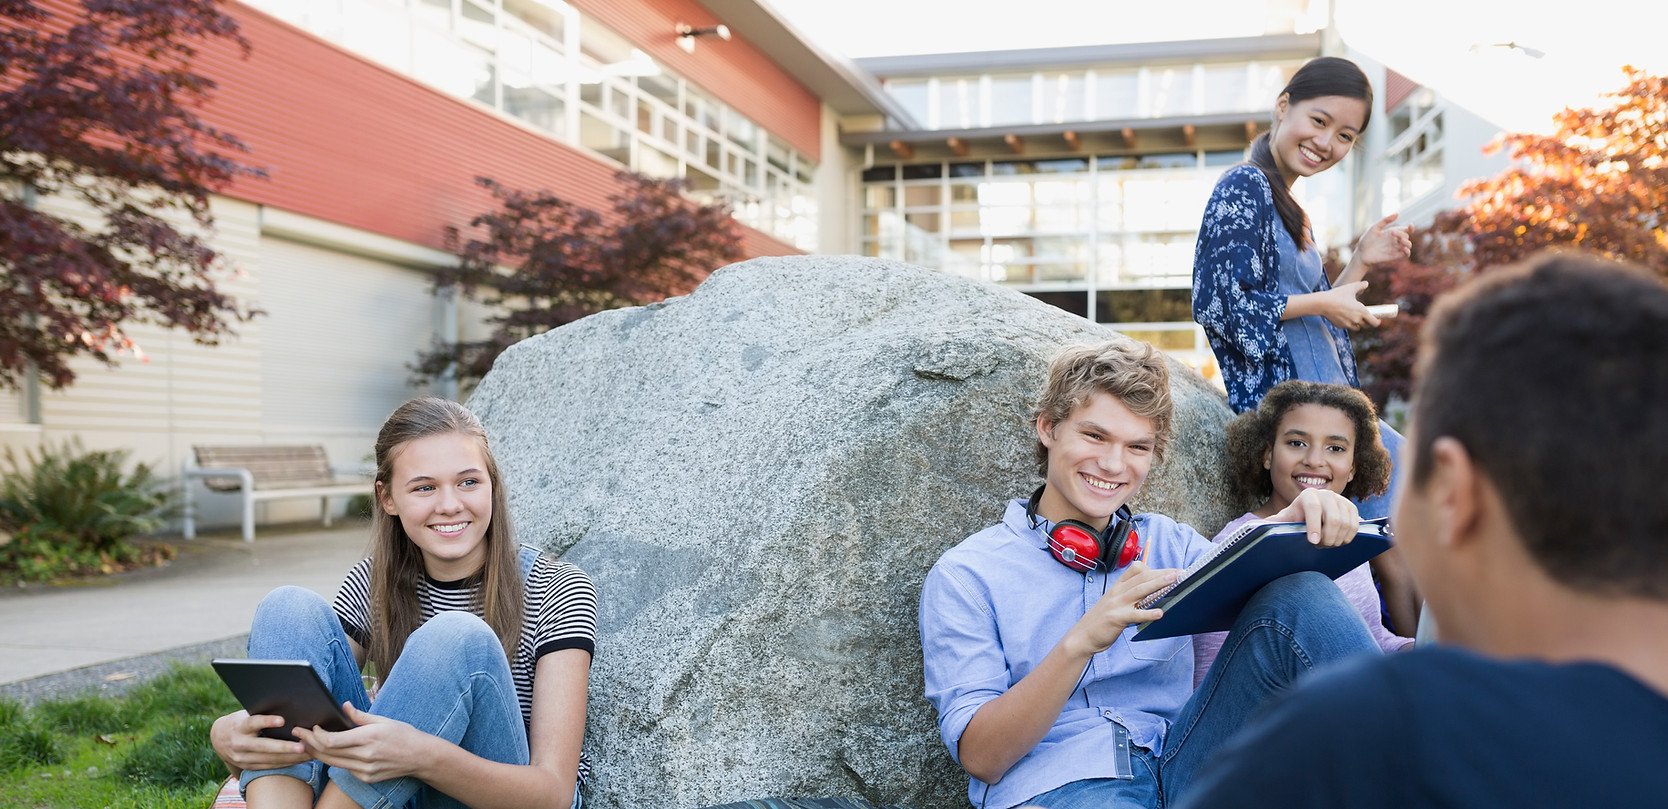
[{"left": 210, "top": 397, "right": 596, "bottom": 809}]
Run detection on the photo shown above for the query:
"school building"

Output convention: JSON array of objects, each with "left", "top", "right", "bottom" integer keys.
[{"left": 1, "top": 0, "right": 1505, "bottom": 532}]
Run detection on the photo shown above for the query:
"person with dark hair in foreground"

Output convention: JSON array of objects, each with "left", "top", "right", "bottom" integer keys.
[{"left": 1177, "top": 251, "right": 1668, "bottom": 808}]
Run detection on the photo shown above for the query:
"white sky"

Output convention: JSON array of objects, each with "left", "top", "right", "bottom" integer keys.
[{"left": 766, "top": 0, "right": 1668, "bottom": 134}]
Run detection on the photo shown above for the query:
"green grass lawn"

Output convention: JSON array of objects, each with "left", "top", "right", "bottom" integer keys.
[{"left": 0, "top": 664, "right": 238, "bottom": 809}]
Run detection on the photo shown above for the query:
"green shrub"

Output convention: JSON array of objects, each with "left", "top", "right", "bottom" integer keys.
[
  {"left": 0, "top": 440, "right": 177, "bottom": 582},
  {"left": 0, "top": 722, "right": 63, "bottom": 772},
  {"left": 0, "top": 698, "right": 22, "bottom": 729},
  {"left": 118, "top": 715, "right": 223, "bottom": 788},
  {"left": 36, "top": 694, "right": 126, "bottom": 736}
]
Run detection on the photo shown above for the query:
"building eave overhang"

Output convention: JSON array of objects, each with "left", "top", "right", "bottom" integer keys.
[
  {"left": 855, "top": 33, "right": 1324, "bottom": 78},
  {"left": 692, "top": 0, "right": 920, "bottom": 126},
  {"left": 843, "top": 110, "right": 1274, "bottom": 161}
]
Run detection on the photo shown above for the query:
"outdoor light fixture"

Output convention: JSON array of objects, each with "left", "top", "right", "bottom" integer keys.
[{"left": 676, "top": 22, "right": 731, "bottom": 53}]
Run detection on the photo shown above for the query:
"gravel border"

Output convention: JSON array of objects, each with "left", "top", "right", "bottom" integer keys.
[{"left": 0, "top": 635, "right": 249, "bottom": 706}]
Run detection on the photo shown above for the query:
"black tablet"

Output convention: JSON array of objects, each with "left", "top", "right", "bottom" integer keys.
[{"left": 211, "top": 658, "right": 357, "bottom": 742}]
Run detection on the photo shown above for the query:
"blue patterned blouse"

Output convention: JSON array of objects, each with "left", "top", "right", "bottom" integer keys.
[{"left": 1191, "top": 164, "right": 1360, "bottom": 412}]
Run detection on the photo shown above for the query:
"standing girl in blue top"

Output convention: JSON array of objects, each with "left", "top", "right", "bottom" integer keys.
[{"left": 1191, "top": 55, "right": 1411, "bottom": 521}]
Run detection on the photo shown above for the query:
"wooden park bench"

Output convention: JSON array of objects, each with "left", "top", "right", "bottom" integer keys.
[{"left": 182, "top": 445, "right": 372, "bottom": 542}]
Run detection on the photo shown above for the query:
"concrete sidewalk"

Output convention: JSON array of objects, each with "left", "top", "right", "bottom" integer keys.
[{"left": 0, "top": 522, "right": 371, "bottom": 700}]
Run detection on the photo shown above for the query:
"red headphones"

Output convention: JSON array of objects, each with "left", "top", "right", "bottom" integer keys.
[{"left": 1026, "top": 485, "right": 1141, "bottom": 573}]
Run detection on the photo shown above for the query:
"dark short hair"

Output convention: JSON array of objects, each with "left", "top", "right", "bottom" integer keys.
[
  {"left": 1224, "top": 380, "right": 1391, "bottom": 504},
  {"left": 1412, "top": 251, "right": 1668, "bottom": 599},
  {"left": 1034, "top": 340, "right": 1173, "bottom": 476}
]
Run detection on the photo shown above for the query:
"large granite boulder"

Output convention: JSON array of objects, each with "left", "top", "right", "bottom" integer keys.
[{"left": 469, "top": 256, "right": 1244, "bottom": 809}]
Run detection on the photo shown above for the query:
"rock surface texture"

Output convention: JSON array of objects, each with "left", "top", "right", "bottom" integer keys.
[{"left": 469, "top": 256, "right": 1245, "bottom": 809}]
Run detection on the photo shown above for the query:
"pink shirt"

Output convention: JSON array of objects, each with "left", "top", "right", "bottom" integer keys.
[{"left": 1191, "top": 512, "right": 1414, "bottom": 688}]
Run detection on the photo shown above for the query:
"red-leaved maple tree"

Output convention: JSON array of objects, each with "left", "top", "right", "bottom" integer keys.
[
  {"left": 412, "top": 172, "right": 744, "bottom": 387},
  {"left": 0, "top": 0, "right": 261, "bottom": 391},
  {"left": 1355, "top": 66, "right": 1668, "bottom": 405}
]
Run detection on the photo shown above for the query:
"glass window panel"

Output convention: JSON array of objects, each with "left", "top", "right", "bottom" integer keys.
[
  {"left": 504, "top": 87, "right": 565, "bottom": 136},
  {"left": 1033, "top": 180, "right": 1084, "bottom": 205},
  {"left": 639, "top": 73, "right": 677, "bottom": 105},
  {"left": 579, "top": 80, "right": 602, "bottom": 106},
  {"left": 725, "top": 108, "right": 757, "bottom": 149},
  {"left": 637, "top": 97, "right": 655, "bottom": 134},
  {"left": 767, "top": 137, "right": 791, "bottom": 173},
  {"left": 530, "top": 39, "right": 566, "bottom": 87},
  {"left": 795, "top": 159, "right": 815, "bottom": 185},
  {"left": 415, "top": 0, "right": 450, "bottom": 30},
  {"left": 504, "top": 0, "right": 565, "bottom": 40},
  {"left": 989, "top": 74, "right": 1033, "bottom": 126},
  {"left": 903, "top": 184, "right": 941, "bottom": 207},
  {"left": 905, "top": 233, "right": 940, "bottom": 265},
  {"left": 1124, "top": 233, "right": 1196, "bottom": 283},
  {"left": 862, "top": 165, "right": 896, "bottom": 182},
  {"left": 1025, "top": 291, "right": 1088, "bottom": 319},
  {"left": 906, "top": 211, "right": 942, "bottom": 233},
  {"left": 981, "top": 206, "right": 1032, "bottom": 235},
  {"left": 863, "top": 213, "right": 884, "bottom": 237},
  {"left": 864, "top": 185, "right": 896, "bottom": 209},
  {"left": 1034, "top": 205, "right": 1082, "bottom": 232},
  {"left": 580, "top": 111, "right": 630, "bottom": 164},
  {"left": 949, "top": 182, "right": 980, "bottom": 204},
  {"left": 1122, "top": 177, "right": 1213, "bottom": 231},
  {"left": 606, "top": 79, "right": 631, "bottom": 119},
  {"left": 580, "top": 16, "right": 634, "bottom": 66},
  {"left": 862, "top": 239, "right": 885, "bottom": 258},
  {"left": 901, "top": 164, "right": 943, "bottom": 180},
  {"left": 459, "top": 0, "right": 496, "bottom": 51},
  {"left": 741, "top": 158, "right": 759, "bottom": 187},
  {"left": 684, "top": 164, "right": 721, "bottom": 193},
  {"left": 991, "top": 160, "right": 1038, "bottom": 175},
  {"left": 1035, "top": 262, "right": 1087, "bottom": 282},
  {"left": 1202, "top": 64, "right": 1250, "bottom": 114},
  {"left": 704, "top": 139, "right": 721, "bottom": 169},
  {"left": 1097, "top": 288, "right": 1194, "bottom": 323},
  {"left": 944, "top": 238, "right": 984, "bottom": 279},
  {"left": 1204, "top": 149, "right": 1244, "bottom": 166},
  {"left": 947, "top": 162, "right": 985, "bottom": 178},
  {"left": 1094, "top": 70, "right": 1139, "bottom": 119},
  {"left": 1040, "top": 72, "right": 1087, "bottom": 123},
  {"left": 1249, "top": 63, "right": 1290, "bottom": 111},
  {"left": 1149, "top": 66, "right": 1197, "bottom": 117},
  {"left": 638, "top": 144, "right": 678, "bottom": 178},
  {"left": 471, "top": 59, "right": 496, "bottom": 107},
  {"left": 978, "top": 180, "right": 1030, "bottom": 206},
  {"left": 1034, "top": 158, "right": 1090, "bottom": 175},
  {"left": 885, "top": 79, "right": 929, "bottom": 126},
  {"left": 1120, "top": 328, "right": 1199, "bottom": 351},
  {"left": 940, "top": 77, "right": 978, "bottom": 129},
  {"left": 1096, "top": 240, "right": 1123, "bottom": 284},
  {"left": 949, "top": 209, "right": 983, "bottom": 233}
]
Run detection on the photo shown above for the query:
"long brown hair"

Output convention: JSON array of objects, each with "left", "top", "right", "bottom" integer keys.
[
  {"left": 1247, "top": 56, "right": 1373, "bottom": 251},
  {"left": 368, "top": 397, "right": 523, "bottom": 672}
]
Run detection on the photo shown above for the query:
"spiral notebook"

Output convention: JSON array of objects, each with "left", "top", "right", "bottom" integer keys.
[{"left": 1130, "top": 519, "right": 1390, "bottom": 641}]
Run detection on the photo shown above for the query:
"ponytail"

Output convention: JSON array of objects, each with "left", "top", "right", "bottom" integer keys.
[{"left": 1247, "top": 132, "right": 1311, "bottom": 252}]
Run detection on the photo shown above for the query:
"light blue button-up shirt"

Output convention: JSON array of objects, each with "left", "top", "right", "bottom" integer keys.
[{"left": 920, "top": 498, "right": 1214, "bottom": 809}]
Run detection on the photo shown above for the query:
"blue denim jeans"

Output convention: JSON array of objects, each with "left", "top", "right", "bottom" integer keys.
[
  {"left": 239, "top": 586, "right": 531, "bottom": 809},
  {"left": 1021, "top": 572, "right": 1376, "bottom": 809}
]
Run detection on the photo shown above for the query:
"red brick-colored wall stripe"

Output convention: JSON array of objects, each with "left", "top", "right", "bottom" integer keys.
[
  {"left": 1384, "top": 68, "right": 1419, "bottom": 113},
  {"left": 27, "top": 0, "right": 800, "bottom": 260},
  {"left": 568, "top": 0, "right": 822, "bottom": 161}
]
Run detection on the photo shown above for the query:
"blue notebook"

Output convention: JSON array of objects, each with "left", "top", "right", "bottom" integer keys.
[{"left": 1131, "top": 519, "right": 1390, "bottom": 641}]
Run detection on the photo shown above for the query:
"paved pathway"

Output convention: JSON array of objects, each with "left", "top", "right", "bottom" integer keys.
[{"left": 0, "top": 523, "right": 369, "bottom": 695}]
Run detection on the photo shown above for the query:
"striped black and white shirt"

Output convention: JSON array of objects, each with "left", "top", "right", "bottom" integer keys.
[{"left": 333, "top": 545, "right": 597, "bottom": 779}]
